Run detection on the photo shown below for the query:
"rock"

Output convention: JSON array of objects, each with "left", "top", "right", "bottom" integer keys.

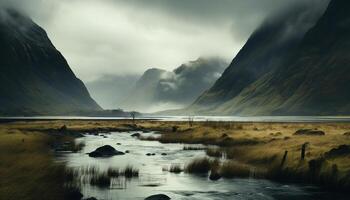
[
  {"left": 294, "top": 129, "right": 325, "bottom": 136},
  {"left": 221, "top": 133, "right": 228, "bottom": 138},
  {"left": 131, "top": 133, "right": 141, "bottom": 137},
  {"left": 84, "top": 198, "right": 98, "bottom": 200},
  {"left": 88, "top": 145, "right": 125, "bottom": 157},
  {"left": 146, "top": 153, "right": 152, "bottom": 156},
  {"left": 209, "top": 170, "right": 221, "bottom": 181},
  {"left": 151, "top": 153, "right": 156, "bottom": 156},
  {"left": 145, "top": 194, "right": 171, "bottom": 200},
  {"left": 116, "top": 143, "right": 121, "bottom": 145},
  {"left": 161, "top": 153, "right": 167, "bottom": 156},
  {"left": 325, "top": 145, "right": 350, "bottom": 158},
  {"left": 125, "top": 150, "right": 130, "bottom": 153}
]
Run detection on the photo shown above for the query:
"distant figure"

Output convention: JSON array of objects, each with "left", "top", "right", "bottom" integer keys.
[{"left": 130, "top": 111, "right": 137, "bottom": 124}]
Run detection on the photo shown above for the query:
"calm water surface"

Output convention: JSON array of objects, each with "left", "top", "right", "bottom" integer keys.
[
  {"left": 3, "top": 115, "right": 350, "bottom": 122},
  {"left": 56, "top": 131, "right": 347, "bottom": 200}
]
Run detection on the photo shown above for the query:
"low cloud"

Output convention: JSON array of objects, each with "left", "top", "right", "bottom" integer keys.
[{"left": 0, "top": 0, "right": 330, "bottom": 82}]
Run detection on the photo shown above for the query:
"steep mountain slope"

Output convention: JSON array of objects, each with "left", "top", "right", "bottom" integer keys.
[
  {"left": 188, "top": 1, "right": 330, "bottom": 115},
  {"left": 0, "top": 9, "right": 101, "bottom": 115},
  {"left": 214, "top": 0, "right": 350, "bottom": 115},
  {"left": 122, "top": 58, "right": 227, "bottom": 113}
]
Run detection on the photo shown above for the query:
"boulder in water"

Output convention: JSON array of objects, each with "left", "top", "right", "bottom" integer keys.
[
  {"left": 131, "top": 133, "right": 141, "bottom": 137},
  {"left": 145, "top": 194, "right": 171, "bottom": 200},
  {"left": 209, "top": 170, "right": 221, "bottom": 181},
  {"left": 88, "top": 145, "right": 124, "bottom": 157}
]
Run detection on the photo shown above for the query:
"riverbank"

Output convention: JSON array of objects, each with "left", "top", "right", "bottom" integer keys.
[
  {"left": 140, "top": 120, "right": 350, "bottom": 191},
  {"left": 0, "top": 123, "right": 83, "bottom": 200},
  {"left": 1, "top": 119, "right": 349, "bottom": 199}
]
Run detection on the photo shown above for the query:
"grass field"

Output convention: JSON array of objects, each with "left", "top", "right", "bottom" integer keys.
[
  {"left": 1, "top": 119, "right": 350, "bottom": 199},
  {"left": 0, "top": 122, "right": 80, "bottom": 200}
]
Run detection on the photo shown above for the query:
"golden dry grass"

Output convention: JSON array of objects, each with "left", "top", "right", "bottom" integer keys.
[
  {"left": 0, "top": 124, "right": 79, "bottom": 200},
  {"left": 2, "top": 119, "right": 350, "bottom": 193}
]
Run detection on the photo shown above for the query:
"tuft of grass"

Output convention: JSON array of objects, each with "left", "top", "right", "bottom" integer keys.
[
  {"left": 122, "top": 165, "right": 139, "bottom": 178},
  {"left": 183, "top": 145, "right": 206, "bottom": 151},
  {"left": 90, "top": 173, "right": 110, "bottom": 188},
  {"left": 185, "top": 157, "right": 219, "bottom": 174},
  {"left": 107, "top": 168, "right": 120, "bottom": 177},
  {"left": 206, "top": 148, "right": 223, "bottom": 158},
  {"left": 169, "top": 164, "right": 183, "bottom": 173}
]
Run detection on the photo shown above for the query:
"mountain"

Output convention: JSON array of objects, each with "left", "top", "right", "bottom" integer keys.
[
  {"left": 189, "top": 1, "right": 337, "bottom": 115},
  {"left": 121, "top": 57, "right": 227, "bottom": 113},
  {"left": 215, "top": 0, "right": 350, "bottom": 115},
  {"left": 86, "top": 74, "right": 139, "bottom": 109},
  {"left": 0, "top": 9, "right": 101, "bottom": 115},
  {"left": 120, "top": 68, "right": 173, "bottom": 112}
]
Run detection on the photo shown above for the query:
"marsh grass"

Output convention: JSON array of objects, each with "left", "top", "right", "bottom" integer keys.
[
  {"left": 206, "top": 148, "right": 223, "bottom": 158},
  {"left": 183, "top": 145, "right": 207, "bottom": 151},
  {"left": 185, "top": 157, "right": 219, "bottom": 174},
  {"left": 122, "top": 165, "right": 139, "bottom": 178},
  {"left": 107, "top": 168, "right": 120, "bottom": 177},
  {"left": 76, "top": 165, "right": 139, "bottom": 188},
  {"left": 169, "top": 164, "right": 183, "bottom": 173},
  {"left": 219, "top": 161, "right": 252, "bottom": 178},
  {"left": 0, "top": 128, "right": 82, "bottom": 200},
  {"left": 90, "top": 173, "right": 110, "bottom": 188}
]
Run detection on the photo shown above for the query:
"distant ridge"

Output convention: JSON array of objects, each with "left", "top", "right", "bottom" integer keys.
[{"left": 122, "top": 57, "right": 227, "bottom": 113}]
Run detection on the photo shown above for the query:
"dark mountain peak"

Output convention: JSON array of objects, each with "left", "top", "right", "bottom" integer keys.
[{"left": 0, "top": 9, "right": 101, "bottom": 115}]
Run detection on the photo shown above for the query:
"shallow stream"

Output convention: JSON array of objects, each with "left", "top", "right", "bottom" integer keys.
[{"left": 56, "top": 131, "right": 346, "bottom": 200}]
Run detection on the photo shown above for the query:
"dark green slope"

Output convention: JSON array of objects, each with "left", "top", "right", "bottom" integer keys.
[
  {"left": 0, "top": 9, "right": 101, "bottom": 115},
  {"left": 215, "top": 0, "right": 350, "bottom": 115},
  {"left": 191, "top": 3, "right": 326, "bottom": 112}
]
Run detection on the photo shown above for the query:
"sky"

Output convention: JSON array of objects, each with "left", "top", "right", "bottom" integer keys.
[{"left": 0, "top": 0, "right": 330, "bottom": 82}]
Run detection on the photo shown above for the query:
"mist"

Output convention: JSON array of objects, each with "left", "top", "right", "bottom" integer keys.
[{"left": 0, "top": 0, "right": 330, "bottom": 82}]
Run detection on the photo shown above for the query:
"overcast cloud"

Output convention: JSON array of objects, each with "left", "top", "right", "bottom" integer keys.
[{"left": 0, "top": 0, "right": 329, "bottom": 82}]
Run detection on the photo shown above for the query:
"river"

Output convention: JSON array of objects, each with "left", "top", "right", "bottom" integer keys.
[{"left": 55, "top": 131, "right": 347, "bottom": 200}]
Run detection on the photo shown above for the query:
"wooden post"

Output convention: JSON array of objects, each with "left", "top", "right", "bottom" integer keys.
[
  {"left": 280, "top": 150, "right": 288, "bottom": 167},
  {"left": 301, "top": 142, "right": 308, "bottom": 160}
]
